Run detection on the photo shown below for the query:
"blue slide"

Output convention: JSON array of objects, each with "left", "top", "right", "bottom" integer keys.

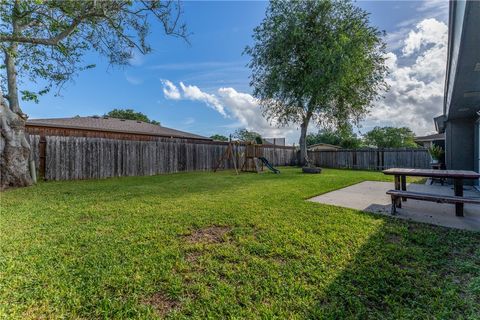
[{"left": 258, "top": 157, "right": 280, "bottom": 174}]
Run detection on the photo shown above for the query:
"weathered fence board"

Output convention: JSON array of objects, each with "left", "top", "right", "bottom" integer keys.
[
  {"left": 26, "top": 134, "right": 41, "bottom": 174},
  {"left": 308, "top": 148, "right": 431, "bottom": 170}
]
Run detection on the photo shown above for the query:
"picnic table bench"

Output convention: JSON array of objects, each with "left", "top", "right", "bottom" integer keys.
[{"left": 383, "top": 168, "right": 480, "bottom": 217}]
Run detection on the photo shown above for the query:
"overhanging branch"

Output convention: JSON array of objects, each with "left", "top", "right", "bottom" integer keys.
[{"left": 0, "top": 17, "right": 82, "bottom": 46}]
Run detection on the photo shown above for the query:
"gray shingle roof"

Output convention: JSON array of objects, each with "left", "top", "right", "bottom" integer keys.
[
  {"left": 414, "top": 133, "right": 445, "bottom": 142},
  {"left": 27, "top": 116, "right": 211, "bottom": 140}
]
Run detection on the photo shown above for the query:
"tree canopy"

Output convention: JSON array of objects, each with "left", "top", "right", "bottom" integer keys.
[
  {"left": 245, "top": 0, "right": 388, "bottom": 164},
  {"left": 364, "top": 126, "right": 417, "bottom": 148},
  {"left": 0, "top": 0, "right": 187, "bottom": 105},
  {"left": 210, "top": 134, "right": 229, "bottom": 142},
  {"left": 105, "top": 109, "right": 160, "bottom": 125},
  {"left": 233, "top": 128, "right": 263, "bottom": 144},
  {"left": 307, "top": 126, "right": 363, "bottom": 149}
]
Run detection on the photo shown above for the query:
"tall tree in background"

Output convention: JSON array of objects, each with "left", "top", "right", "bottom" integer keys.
[
  {"left": 307, "top": 125, "right": 363, "bottom": 149},
  {"left": 0, "top": 0, "right": 187, "bottom": 189},
  {"left": 364, "top": 126, "right": 417, "bottom": 148},
  {"left": 210, "top": 134, "right": 229, "bottom": 142},
  {"left": 233, "top": 128, "right": 263, "bottom": 144},
  {"left": 105, "top": 109, "right": 160, "bottom": 125},
  {"left": 245, "top": 0, "right": 388, "bottom": 165}
]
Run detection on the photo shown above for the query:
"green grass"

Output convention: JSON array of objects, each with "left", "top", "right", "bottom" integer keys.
[{"left": 1, "top": 168, "right": 479, "bottom": 319}]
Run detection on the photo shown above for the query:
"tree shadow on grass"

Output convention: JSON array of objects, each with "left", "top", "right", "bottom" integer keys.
[{"left": 306, "top": 217, "right": 480, "bottom": 319}]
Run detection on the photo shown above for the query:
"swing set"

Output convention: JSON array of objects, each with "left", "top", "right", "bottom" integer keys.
[{"left": 213, "top": 141, "right": 280, "bottom": 174}]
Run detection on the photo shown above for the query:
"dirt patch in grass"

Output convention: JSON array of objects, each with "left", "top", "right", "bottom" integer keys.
[
  {"left": 143, "top": 292, "right": 179, "bottom": 317},
  {"left": 186, "top": 250, "right": 202, "bottom": 264},
  {"left": 185, "top": 226, "right": 231, "bottom": 244}
]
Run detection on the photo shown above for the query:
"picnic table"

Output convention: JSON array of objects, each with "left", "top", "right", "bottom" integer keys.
[{"left": 383, "top": 168, "right": 480, "bottom": 217}]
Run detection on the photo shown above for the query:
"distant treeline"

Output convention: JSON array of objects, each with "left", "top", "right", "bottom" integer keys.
[{"left": 307, "top": 126, "right": 419, "bottom": 149}]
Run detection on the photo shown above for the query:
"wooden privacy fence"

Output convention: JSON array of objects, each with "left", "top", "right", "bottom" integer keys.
[
  {"left": 28, "top": 135, "right": 297, "bottom": 181},
  {"left": 26, "top": 135, "right": 432, "bottom": 180},
  {"left": 308, "top": 148, "right": 431, "bottom": 170}
]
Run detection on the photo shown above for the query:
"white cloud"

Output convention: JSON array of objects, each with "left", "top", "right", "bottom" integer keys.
[
  {"left": 161, "top": 80, "right": 181, "bottom": 100},
  {"left": 385, "top": 27, "right": 411, "bottom": 51},
  {"left": 402, "top": 18, "right": 448, "bottom": 56},
  {"left": 160, "top": 80, "right": 296, "bottom": 140},
  {"left": 179, "top": 82, "right": 227, "bottom": 117},
  {"left": 125, "top": 74, "right": 143, "bottom": 85},
  {"left": 216, "top": 87, "right": 295, "bottom": 139},
  {"left": 385, "top": 1, "right": 448, "bottom": 53},
  {"left": 365, "top": 18, "right": 448, "bottom": 135}
]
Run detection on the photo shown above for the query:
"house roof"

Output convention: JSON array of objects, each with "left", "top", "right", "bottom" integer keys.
[
  {"left": 414, "top": 133, "right": 445, "bottom": 142},
  {"left": 26, "top": 116, "right": 211, "bottom": 140}
]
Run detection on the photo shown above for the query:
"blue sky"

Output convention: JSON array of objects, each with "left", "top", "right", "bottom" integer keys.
[{"left": 20, "top": 0, "right": 449, "bottom": 143}]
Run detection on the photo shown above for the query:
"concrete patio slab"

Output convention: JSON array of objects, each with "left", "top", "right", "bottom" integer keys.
[{"left": 308, "top": 181, "right": 480, "bottom": 231}]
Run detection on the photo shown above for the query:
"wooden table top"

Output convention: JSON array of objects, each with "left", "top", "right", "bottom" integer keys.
[{"left": 383, "top": 168, "right": 480, "bottom": 179}]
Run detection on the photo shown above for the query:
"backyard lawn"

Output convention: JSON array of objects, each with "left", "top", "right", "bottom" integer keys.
[{"left": 1, "top": 168, "right": 479, "bottom": 319}]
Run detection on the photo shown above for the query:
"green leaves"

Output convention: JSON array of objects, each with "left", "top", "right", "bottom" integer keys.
[
  {"left": 364, "top": 126, "right": 418, "bottom": 148},
  {"left": 245, "top": 0, "right": 388, "bottom": 159},
  {"left": 0, "top": 0, "right": 188, "bottom": 104},
  {"left": 307, "top": 125, "right": 363, "bottom": 149},
  {"left": 245, "top": 0, "right": 387, "bottom": 162},
  {"left": 210, "top": 134, "right": 229, "bottom": 142},
  {"left": 233, "top": 128, "right": 263, "bottom": 143},
  {"left": 245, "top": 0, "right": 388, "bottom": 164},
  {"left": 428, "top": 144, "right": 444, "bottom": 160},
  {"left": 105, "top": 108, "right": 160, "bottom": 125},
  {"left": 20, "top": 88, "right": 50, "bottom": 103}
]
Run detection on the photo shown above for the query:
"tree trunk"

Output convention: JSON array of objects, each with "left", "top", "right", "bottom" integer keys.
[
  {"left": 0, "top": 99, "right": 33, "bottom": 190},
  {"left": 299, "top": 114, "right": 311, "bottom": 167},
  {"left": 1, "top": 16, "right": 34, "bottom": 190}
]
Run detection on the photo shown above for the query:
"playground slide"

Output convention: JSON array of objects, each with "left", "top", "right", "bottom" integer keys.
[{"left": 258, "top": 157, "right": 280, "bottom": 174}]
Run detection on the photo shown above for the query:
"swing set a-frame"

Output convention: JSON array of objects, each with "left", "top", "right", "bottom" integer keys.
[{"left": 213, "top": 141, "right": 240, "bottom": 174}]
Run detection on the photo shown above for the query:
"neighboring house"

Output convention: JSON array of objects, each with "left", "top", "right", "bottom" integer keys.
[
  {"left": 414, "top": 133, "right": 445, "bottom": 149},
  {"left": 307, "top": 143, "right": 342, "bottom": 151},
  {"left": 435, "top": 1, "right": 480, "bottom": 186},
  {"left": 26, "top": 116, "right": 211, "bottom": 141}
]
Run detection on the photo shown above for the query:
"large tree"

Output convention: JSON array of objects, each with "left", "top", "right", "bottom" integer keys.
[
  {"left": 105, "top": 108, "right": 160, "bottom": 125},
  {"left": 245, "top": 0, "right": 388, "bottom": 165},
  {"left": 364, "top": 126, "right": 418, "bottom": 148},
  {"left": 0, "top": 0, "right": 187, "bottom": 189}
]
